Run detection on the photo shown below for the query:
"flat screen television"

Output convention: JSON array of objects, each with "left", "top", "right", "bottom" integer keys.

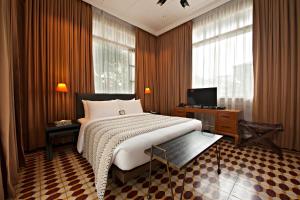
[{"left": 187, "top": 87, "right": 217, "bottom": 107}]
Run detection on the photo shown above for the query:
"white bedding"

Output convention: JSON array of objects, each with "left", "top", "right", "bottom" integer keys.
[{"left": 77, "top": 113, "right": 202, "bottom": 171}]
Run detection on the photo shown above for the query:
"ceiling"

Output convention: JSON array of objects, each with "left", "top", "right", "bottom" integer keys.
[{"left": 83, "top": 0, "right": 230, "bottom": 36}]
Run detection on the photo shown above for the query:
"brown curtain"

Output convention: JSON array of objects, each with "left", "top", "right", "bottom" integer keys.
[
  {"left": 23, "top": 0, "right": 94, "bottom": 150},
  {"left": 156, "top": 21, "right": 193, "bottom": 115},
  {"left": 253, "top": 0, "right": 300, "bottom": 151},
  {"left": 0, "top": 0, "right": 19, "bottom": 197},
  {"left": 0, "top": 166, "right": 4, "bottom": 200},
  {"left": 11, "top": 0, "right": 26, "bottom": 167},
  {"left": 135, "top": 29, "right": 158, "bottom": 112}
]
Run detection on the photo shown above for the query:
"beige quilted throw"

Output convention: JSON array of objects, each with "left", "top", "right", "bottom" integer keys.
[{"left": 82, "top": 113, "right": 190, "bottom": 199}]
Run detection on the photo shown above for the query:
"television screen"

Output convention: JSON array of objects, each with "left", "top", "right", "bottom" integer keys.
[{"left": 187, "top": 87, "right": 217, "bottom": 107}]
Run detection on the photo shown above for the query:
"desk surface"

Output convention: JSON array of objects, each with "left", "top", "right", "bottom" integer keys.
[
  {"left": 176, "top": 106, "right": 241, "bottom": 113},
  {"left": 145, "top": 131, "right": 222, "bottom": 170}
]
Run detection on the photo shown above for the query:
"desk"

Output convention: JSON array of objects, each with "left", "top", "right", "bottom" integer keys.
[{"left": 173, "top": 106, "right": 242, "bottom": 144}]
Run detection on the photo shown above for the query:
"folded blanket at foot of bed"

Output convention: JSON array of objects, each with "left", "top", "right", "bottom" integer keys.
[{"left": 82, "top": 113, "right": 192, "bottom": 199}]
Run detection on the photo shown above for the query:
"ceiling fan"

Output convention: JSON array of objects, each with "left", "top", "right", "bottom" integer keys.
[{"left": 157, "top": 0, "right": 190, "bottom": 8}]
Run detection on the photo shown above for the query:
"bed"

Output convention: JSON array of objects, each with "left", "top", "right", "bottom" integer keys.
[{"left": 75, "top": 93, "right": 202, "bottom": 199}]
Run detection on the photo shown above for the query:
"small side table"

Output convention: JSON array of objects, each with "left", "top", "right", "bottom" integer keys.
[{"left": 45, "top": 120, "right": 80, "bottom": 160}]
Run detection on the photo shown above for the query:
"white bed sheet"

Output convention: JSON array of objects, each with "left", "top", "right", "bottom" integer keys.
[{"left": 77, "top": 114, "right": 202, "bottom": 171}]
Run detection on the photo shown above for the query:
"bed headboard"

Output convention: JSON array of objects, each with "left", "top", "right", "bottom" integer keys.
[{"left": 76, "top": 93, "right": 136, "bottom": 119}]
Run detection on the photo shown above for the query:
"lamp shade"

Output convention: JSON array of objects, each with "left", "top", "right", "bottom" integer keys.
[
  {"left": 145, "top": 87, "right": 151, "bottom": 94},
  {"left": 56, "top": 83, "right": 68, "bottom": 93}
]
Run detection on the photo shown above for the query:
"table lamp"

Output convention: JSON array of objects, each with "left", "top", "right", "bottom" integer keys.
[
  {"left": 55, "top": 83, "right": 71, "bottom": 126},
  {"left": 145, "top": 87, "right": 151, "bottom": 95},
  {"left": 56, "top": 83, "right": 68, "bottom": 93},
  {"left": 144, "top": 87, "right": 154, "bottom": 113}
]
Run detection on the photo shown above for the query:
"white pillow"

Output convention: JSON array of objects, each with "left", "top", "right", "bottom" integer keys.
[
  {"left": 77, "top": 117, "right": 89, "bottom": 125},
  {"left": 82, "top": 100, "right": 89, "bottom": 119},
  {"left": 118, "top": 99, "right": 143, "bottom": 114},
  {"left": 86, "top": 100, "right": 119, "bottom": 119}
]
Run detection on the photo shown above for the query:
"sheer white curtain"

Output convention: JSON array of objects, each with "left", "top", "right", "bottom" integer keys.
[
  {"left": 92, "top": 8, "right": 135, "bottom": 94},
  {"left": 192, "top": 0, "right": 253, "bottom": 120}
]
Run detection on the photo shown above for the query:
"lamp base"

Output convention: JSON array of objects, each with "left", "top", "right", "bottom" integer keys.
[{"left": 54, "top": 120, "right": 72, "bottom": 127}]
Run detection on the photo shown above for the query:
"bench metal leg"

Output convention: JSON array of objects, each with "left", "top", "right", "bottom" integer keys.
[
  {"left": 179, "top": 168, "right": 187, "bottom": 200},
  {"left": 216, "top": 144, "right": 221, "bottom": 174},
  {"left": 166, "top": 161, "right": 174, "bottom": 199},
  {"left": 147, "top": 145, "right": 176, "bottom": 200},
  {"left": 147, "top": 147, "right": 154, "bottom": 200}
]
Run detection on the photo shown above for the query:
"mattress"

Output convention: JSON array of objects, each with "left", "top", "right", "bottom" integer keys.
[{"left": 77, "top": 113, "right": 202, "bottom": 171}]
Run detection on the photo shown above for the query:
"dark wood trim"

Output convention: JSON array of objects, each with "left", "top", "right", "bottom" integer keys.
[{"left": 111, "top": 160, "right": 162, "bottom": 184}]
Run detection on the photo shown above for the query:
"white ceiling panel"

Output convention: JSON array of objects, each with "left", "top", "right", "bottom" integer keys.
[{"left": 83, "top": 0, "right": 230, "bottom": 36}]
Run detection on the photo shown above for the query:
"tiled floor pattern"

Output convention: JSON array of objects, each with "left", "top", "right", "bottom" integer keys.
[{"left": 15, "top": 140, "right": 300, "bottom": 200}]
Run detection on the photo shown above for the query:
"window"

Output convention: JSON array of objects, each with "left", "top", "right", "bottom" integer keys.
[
  {"left": 192, "top": 0, "right": 253, "bottom": 120},
  {"left": 92, "top": 9, "right": 135, "bottom": 94}
]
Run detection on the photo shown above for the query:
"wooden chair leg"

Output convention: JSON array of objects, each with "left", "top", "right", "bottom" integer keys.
[{"left": 260, "top": 138, "right": 283, "bottom": 158}]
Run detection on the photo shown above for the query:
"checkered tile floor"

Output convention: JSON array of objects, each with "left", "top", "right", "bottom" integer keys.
[{"left": 15, "top": 140, "right": 300, "bottom": 200}]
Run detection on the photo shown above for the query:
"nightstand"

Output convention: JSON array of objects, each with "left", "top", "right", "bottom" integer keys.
[{"left": 45, "top": 120, "right": 80, "bottom": 160}]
